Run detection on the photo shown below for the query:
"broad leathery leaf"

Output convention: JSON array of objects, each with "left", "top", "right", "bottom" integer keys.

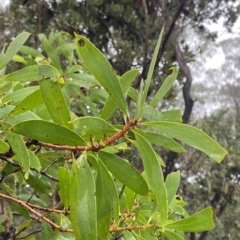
[
  {"left": 11, "top": 120, "right": 86, "bottom": 146},
  {"left": 70, "top": 158, "right": 97, "bottom": 240},
  {"left": 101, "top": 69, "right": 139, "bottom": 120},
  {"left": 28, "top": 150, "right": 41, "bottom": 172},
  {"left": 142, "top": 121, "right": 228, "bottom": 163},
  {"left": 141, "top": 106, "right": 182, "bottom": 122},
  {"left": 1, "top": 122, "right": 30, "bottom": 178},
  {"left": 38, "top": 33, "right": 62, "bottom": 71},
  {"left": 163, "top": 230, "right": 184, "bottom": 240},
  {"left": 134, "top": 131, "right": 168, "bottom": 227},
  {"left": 150, "top": 67, "right": 178, "bottom": 107},
  {"left": 75, "top": 34, "right": 129, "bottom": 117},
  {"left": 58, "top": 167, "right": 70, "bottom": 209},
  {"left": 40, "top": 78, "right": 72, "bottom": 129},
  {"left": 0, "top": 32, "right": 30, "bottom": 69},
  {"left": 0, "top": 138, "right": 9, "bottom": 152},
  {"left": 166, "top": 207, "right": 215, "bottom": 232},
  {"left": 98, "top": 151, "right": 149, "bottom": 195},
  {"left": 9, "top": 89, "right": 43, "bottom": 117},
  {"left": 142, "top": 28, "right": 164, "bottom": 105},
  {"left": 2, "top": 86, "right": 39, "bottom": 104},
  {"left": 72, "top": 116, "right": 118, "bottom": 138},
  {"left": 135, "top": 129, "right": 185, "bottom": 153},
  {"left": 96, "top": 159, "right": 119, "bottom": 238},
  {"left": 0, "top": 64, "right": 60, "bottom": 82},
  {"left": 165, "top": 171, "right": 181, "bottom": 204}
]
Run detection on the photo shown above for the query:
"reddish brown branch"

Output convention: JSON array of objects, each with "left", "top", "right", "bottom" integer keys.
[{"left": 109, "top": 223, "right": 153, "bottom": 232}]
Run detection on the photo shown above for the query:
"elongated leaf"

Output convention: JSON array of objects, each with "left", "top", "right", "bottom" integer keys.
[
  {"left": 135, "top": 129, "right": 185, "bottom": 153},
  {"left": 142, "top": 121, "right": 228, "bottom": 162},
  {"left": 0, "top": 64, "right": 60, "bottom": 82},
  {"left": 1, "top": 122, "right": 30, "bottom": 178},
  {"left": 19, "top": 45, "right": 44, "bottom": 58},
  {"left": 40, "top": 78, "right": 72, "bottom": 129},
  {"left": 0, "top": 138, "right": 10, "bottom": 152},
  {"left": 163, "top": 230, "right": 184, "bottom": 240},
  {"left": 0, "top": 82, "right": 12, "bottom": 95},
  {"left": 70, "top": 158, "right": 97, "bottom": 240},
  {"left": 150, "top": 67, "right": 178, "bottom": 107},
  {"left": 142, "top": 28, "right": 164, "bottom": 105},
  {"left": 165, "top": 171, "right": 181, "bottom": 204},
  {"left": 28, "top": 150, "right": 41, "bottom": 172},
  {"left": 166, "top": 207, "right": 215, "bottom": 232},
  {"left": 75, "top": 34, "right": 129, "bottom": 116},
  {"left": 58, "top": 167, "right": 70, "bottom": 209},
  {"left": 98, "top": 151, "right": 149, "bottom": 195},
  {"left": 11, "top": 120, "right": 86, "bottom": 146},
  {"left": 0, "top": 32, "right": 31, "bottom": 69},
  {"left": 141, "top": 106, "right": 182, "bottom": 122},
  {"left": 96, "top": 159, "right": 119, "bottom": 238},
  {"left": 101, "top": 69, "right": 139, "bottom": 120},
  {"left": 135, "top": 80, "right": 145, "bottom": 119},
  {"left": 6, "top": 111, "right": 39, "bottom": 125},
  {"left": 9, "top": 89, "right": 43, "bottom": 117},
  {"left": 134, "top": 131, "right": 168, "bottom": 227},
  {"left": 38, "top": 33, "right": 62, "bottom": 71},
  {"left": 72, "top": 116, "right": 118, "bottom": 137}
]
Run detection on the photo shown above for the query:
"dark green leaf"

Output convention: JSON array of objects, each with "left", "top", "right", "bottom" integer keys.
[
  {"left": 11, "top": 120, "right": 86, "bottom": 146},
  {"left": 98, "top": 151, "right": 149, "bottom": 195}
]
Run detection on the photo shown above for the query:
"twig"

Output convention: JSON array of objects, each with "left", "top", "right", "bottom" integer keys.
[{"left": 109, "top": 223, "right": 153, "bottom": 232}]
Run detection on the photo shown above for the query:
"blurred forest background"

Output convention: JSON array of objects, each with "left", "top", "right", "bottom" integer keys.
[{"left": 1, "top": 0, "right": 240, "bottom": 239}]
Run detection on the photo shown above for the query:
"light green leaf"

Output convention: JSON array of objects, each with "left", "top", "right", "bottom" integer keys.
[
  {"left": 19, "top": 45, "right": 44, "bottom": 58},
  {"left": 135, "top": 129, "right": 185, "bottom": 153},
  {"left": 28, "top": 150, "right": 41, "bottom": 172},
  {"left": 141, "top": 106, "right": 182, "bottom": 122},
  {"left": 6, "top": 111, "right": 40, "bottom": 125},
  {"left": 0, "top": 32, "right": 31, "bottom": 69},
  {"left": 72, "top": 116, "right": 118, "bottom": 138},
  {"left": 9, "top": 89, "right": 43, "bottom": 117},
  {"left": 0, "top": 64, "right": 60, "bottom": 82},
  {"left": 0, "top": 82, "right": 12, "bottom": 95},
  {"left": 1, "top": 122, "right": 30, "bottom": 178},
  {"left": 142, "top": 121, "right": 228, "bottom": 162},
  {"left": 70, "top": 158, "right": 97, "bottom": 240},
  {"left": 134, "top": 132, "right": 168, "bottom": 226},
  {"left": 58, "top": 167, "right": 70, "bottom": 209},
  {"left": 127, "top": 87, "right": 138, "bottom": 102},
  {"left": 75, "top": 34, "right": 129, "bottom": 116},
  {"left": 135, "top": 80, "right": 145, "bottom": 119},
  {"left": 98, "top": 151, "right": 149, "bottom": 195},
  {"left": 163, "top": 230, "right": 184, "bottom": 240},
  {"left": 40, "top": 78, "right": 72, "bottom": 129},
  {"left": 11, "top": 120, "right": 86, "bottom": 146},
  {"left": 142, "top": 28, "right": 164, "bottom": 105},
  {"left": 0, "top": 138, "right": 9, "bottom": 152},
  {"left": 96, "top": 158, "right": 119, "bottom": 238},
  {"left": 150, "top": 67, "right": 178, "bottom": 107},
  {"left": 166, "top": 207, "right": 215, "bottom": 232},
  {"left": 125, "top": 187, "right": 135, "bottom": 212},
  {"left": 165, "top": 171, "right": 181, "bottom": 204},
  {"left": 101, "top": 69, "right": 139, "bottom": 120}
]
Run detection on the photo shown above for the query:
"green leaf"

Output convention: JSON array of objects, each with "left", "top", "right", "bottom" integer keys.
[
  {"left": 96, "top": 158, "right": 119, "bottom": 238},
  {"left": 19, "top": 45, "right": 44, "bottom": 58},
  {"left": 142, "top": 121, "right": 228, "bottom": 162},
  {"left": 150, "top": 67, "right": 178, "bottom": 107},
  {"left": 142, "top": 28, "right": 164, "bottom": 104},
  {"left": 163, "top": 230, "right": 184, "bottom": 240},
  {"left": 38, "top": 33, "right": 62, "bottom": 71},
  {"left": 9, "top": 89, "right": 43, "bottom": 117},
  {"left": 0, "top": 32, "right": 31, "bottom": 69},
  {"left": 28, "top": 150, "right": 41, "bottom": 172},
  {"left": 135, "top": 80, "right": 145, "bottom": 119},
  {"left": 135, "top": 129, "right": 185, "bottom": 153},
  {"left": 11, "top": 120, "right": 86, "bottom": 146},
  {"left": 0, "top": 82, "right": 12, "bottom": 95},
  {"left": 127, "top": 87, "right": 138, "bottom": 102},
  {"left": 165, "top": 171, "right": 181, "bottom": 204},
  {"left": 70, "top": 158, "right": 97, "bottom": 240},
  {"left": 75, "top": 34, "right": 129, "bottom": 116},
  {"left": 40, "top": 78, "right": 72, "bottom": 129},
  {"left": 134, "top": 131, "right": 168, "bottom": 227},
  {"left": 141, "top": 106, "right": 182, "bottom": 122},
  {"left": 0, "top": 138, "right": 10, "bottom": 152},
  {"left": 1, "top": 122, "right": 30, "bottom": 178},
  {"left": 101, "top": 69, "right": 139, "bottom": 120},
  {"left": 98, "top": 151, "right": 149, "bottom": 195},
  {"left": 6, "top": 111, "right": 40, "bottom": 125},
  {"left": 0, "top": 64, "right": 60, "bottom": 82},
  {"left": 166, "top": 207, "right": 215, "bottom": 232},
  {"left": 72, "top": 116, "right": 118, "bottom": 138},
  {"left": 58, "top": 167, "right": 70, "bottom": 209}
]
